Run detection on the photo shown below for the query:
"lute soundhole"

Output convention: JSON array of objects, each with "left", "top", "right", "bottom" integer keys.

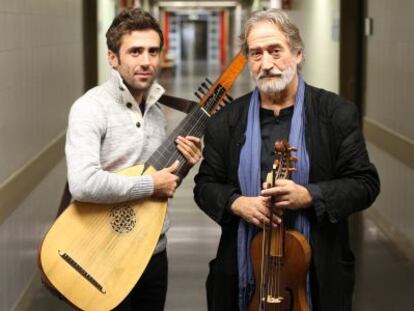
[{"left": 110, "top": 205, "right": 136, "bottom": 233}]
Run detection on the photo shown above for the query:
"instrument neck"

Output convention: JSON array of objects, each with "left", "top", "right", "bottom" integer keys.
[
  {"left": 265, "top": 206, "right": 285, "bottom": 258},
  {"left": 144, "top": 107, "right": 209, "bottom": 179}
]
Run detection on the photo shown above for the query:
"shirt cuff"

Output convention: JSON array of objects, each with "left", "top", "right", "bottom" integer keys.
[{"left": 129, "top": 175, "right": 154, "bottom": 199}]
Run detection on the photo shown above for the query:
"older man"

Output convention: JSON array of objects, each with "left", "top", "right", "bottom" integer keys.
[{"left": 194, "top": 9, "right": 379, "bottom": 311}]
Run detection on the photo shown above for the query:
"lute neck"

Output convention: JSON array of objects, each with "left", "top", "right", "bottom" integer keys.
[
  {"left": 144, "top": 106, "right": 208, "bottom": 179},
  {"left": 143, "top": 52, "right": 247, "bottom": 179}
]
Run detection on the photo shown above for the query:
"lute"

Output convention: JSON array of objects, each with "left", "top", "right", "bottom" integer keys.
[
  {"left": 38, "top": 53, "right": 246, "bottom": 311},
  {"left": 250, "top": 140, "right": 311, "bottom": 311}
]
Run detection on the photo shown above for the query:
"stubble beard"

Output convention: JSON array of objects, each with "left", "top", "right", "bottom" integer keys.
[
  {"left": 132, "top": 77, "right": 154, "bottom": 93},
  {"left": 117, "top": 56, "right": 157, "bottom": 96},
  {"left": 123, "top": 73, "right": 156, "bottom": 98}
]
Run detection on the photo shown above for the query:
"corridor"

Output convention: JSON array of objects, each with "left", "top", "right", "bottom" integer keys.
[
  {"left": 15, "top": 62, "right": 414, "bottom": 310},
  {"left": 1, "top": 1, "right": 414, "bottom": 310}
]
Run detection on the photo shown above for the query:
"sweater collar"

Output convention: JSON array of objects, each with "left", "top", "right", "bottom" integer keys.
[{"left": 110, "top": 69, "right": 165, "bottom": 109}]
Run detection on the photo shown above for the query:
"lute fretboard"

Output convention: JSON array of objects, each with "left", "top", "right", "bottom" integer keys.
[{"left": 144, "top": 53, "right": 246, "bottom": 178}]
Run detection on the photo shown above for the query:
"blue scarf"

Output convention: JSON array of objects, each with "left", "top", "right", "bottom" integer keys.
[{"left": 237, "top": 75, "right": 311, "bottom": 310}]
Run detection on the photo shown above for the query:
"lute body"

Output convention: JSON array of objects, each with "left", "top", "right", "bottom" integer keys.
[
  {"left": 39, "top": 53, "right": 246, "bottom": 310},
  {"left": 39, "top": 164, "right": 164, "bottom": 310}
]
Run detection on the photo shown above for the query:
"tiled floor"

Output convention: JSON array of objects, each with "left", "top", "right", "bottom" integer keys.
[{"left": 17, "top": 61, "right": 414, "bottom": 310}]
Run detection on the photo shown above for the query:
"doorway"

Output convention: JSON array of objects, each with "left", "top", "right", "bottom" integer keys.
[{"left": 181, "top": 20, "right": 208, "bottom": 61}]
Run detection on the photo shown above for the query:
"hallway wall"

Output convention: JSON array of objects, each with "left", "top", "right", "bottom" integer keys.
[
  {"left": 289, "top": 0, "right": 340, "bottom": 93},
  {"left": 1, "top": 1, "right": 413, "bottom": 309},
  {"left": 97, "top": 0, "right": 116, "bottom": 84},
  {"left": 0, "top": 1, "right": 84, "bottom": 310},
  {"left": 286, "top": 0, "right": 414, "bottom": 260},
  {"left": 363, "top": 0, "right": 414, "bottom": 259}
]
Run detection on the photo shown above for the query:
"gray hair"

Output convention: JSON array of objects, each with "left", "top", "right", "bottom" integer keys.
[{"left": 240, "top": 9, "right": 305, "bottom": 69}]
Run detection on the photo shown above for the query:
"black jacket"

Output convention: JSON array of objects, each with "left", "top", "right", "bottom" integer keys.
[{"left": 194, "top": 84, "right": 380, "bottom": 311}]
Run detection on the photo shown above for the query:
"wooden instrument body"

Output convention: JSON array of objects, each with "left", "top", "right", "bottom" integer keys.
[
  {"left": 250, "top": 229, "right": 311, "bottom": 311},
  {"left": 39, "top": 164, "right": 166, "bottom": 311},
  {"left": 249, "top": 140, "right": 311, "bottom": 311}
]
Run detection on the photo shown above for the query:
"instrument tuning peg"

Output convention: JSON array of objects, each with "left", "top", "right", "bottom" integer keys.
[
  {"left": 288, "top": 168, "right": 297, "bottom": 172},
  {"left": 198, "top": 87, "right": 206, "bottom": 95},
  {"left": 289, "top": 156, "right": 298, "bottom": 162},
  {"left": 225, "top": 94, "right": 234, "bottom": 101},
  {"left": 194, "top": 91, "right": 202, "bottom": 100},
  {"left": 205, "top": 78, "right": 213, "bottom": 85},
  {"left": 288, "top": 146, "right": 298, "bottom": 152},
  {"left": 201, "top": 82, "right": 210, "bottom": 91}
]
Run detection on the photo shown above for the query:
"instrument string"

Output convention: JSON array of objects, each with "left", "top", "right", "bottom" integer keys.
[
  {"left": 275, "top": 163, "right": 284, "bottom": 311},
  {"left": 261, "top": 221, "right": 267, "bottom": 310},
  {"left": 154, "top": 95, "right": 228, "bottom": 174},
  {"left": 147, "top": 79, "right": 235, "bottom": 176},
  {"left": 271, "top": 162, "right": 280, "bottom": 311},
  {"left": 266, "top": 214, "right": 273, "bottom": 310},
  {"left": 269, "top": 164, "right": 278, "bottom": 311},
  {"left": 147, "top": 101, "right": 213, "bottom": 174}
]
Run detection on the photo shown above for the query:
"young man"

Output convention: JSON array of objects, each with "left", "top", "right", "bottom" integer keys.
[
  {"left": 66, "top": 8, "right": 201, "bottom": 310},
  {"left": 194, "top": 9, "right": 380, "bottom": 311}
]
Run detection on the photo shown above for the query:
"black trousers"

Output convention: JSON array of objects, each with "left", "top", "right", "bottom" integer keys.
[{"left": 114, "top": 250, "right": 168, "bottom": 311}]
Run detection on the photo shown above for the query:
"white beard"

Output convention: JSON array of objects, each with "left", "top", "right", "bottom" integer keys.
[{"left": 254, "top": 63, "right": 296, "bottom": 95}]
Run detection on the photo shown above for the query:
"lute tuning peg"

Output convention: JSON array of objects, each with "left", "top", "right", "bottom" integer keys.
[
  {"left": 198, "top": 87, "right": 206, "bottom": 95},
  {"left": 194, "top": 92, "right": 202, "bottom": 100},
  {"left": 225, "top": 94, "right": 234, "bottom": 102},
  {"left": 201, "top": 82, "right": 210, "bottom": 92}
]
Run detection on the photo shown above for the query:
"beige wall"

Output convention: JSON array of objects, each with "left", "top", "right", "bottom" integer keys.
[
  {"left": 364, "top": 0, "right": 414, "bottom": 255},
  {"left": 289, "top": 0, "right": 340, "bottom": 93},
  {"left": 1, "top": 160, "right": 67, "bottom": 311},
  {"left": 0, "top": 1, "right": 84, "bottom": 309},
  {"left": 97, "top": 0, "right": 116, "bottom": 84},
  {"left": 365, "top": 1, "right": 414, "bottom": 139},
  {"left": 0, "top": 1, "right": 83, "bottom": 183}
]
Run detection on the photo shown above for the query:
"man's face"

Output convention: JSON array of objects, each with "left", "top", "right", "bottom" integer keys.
[
  {"left": 108, "top": 29, "right": 161, "bottom": 96},
  {"left": 247, "top": 21, "right": 302, "bottom": 95}
]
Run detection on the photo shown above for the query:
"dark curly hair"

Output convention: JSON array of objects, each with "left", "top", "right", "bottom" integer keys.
[{"left": 106, "top": 8, "right": 164, "bottom": 55}]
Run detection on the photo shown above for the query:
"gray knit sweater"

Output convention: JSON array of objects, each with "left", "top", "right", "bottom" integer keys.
[{"left": 66, "top": 70, "right": 170, "bottom": 254}]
